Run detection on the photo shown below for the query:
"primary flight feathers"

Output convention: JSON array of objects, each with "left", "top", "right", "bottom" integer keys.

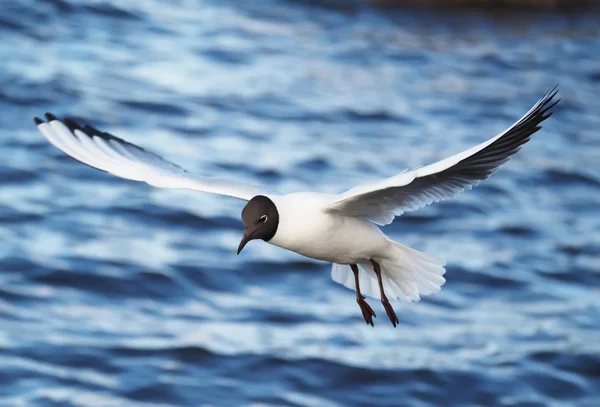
[{"left": 34, "top": 87, "right": 558, "bottom": 220}]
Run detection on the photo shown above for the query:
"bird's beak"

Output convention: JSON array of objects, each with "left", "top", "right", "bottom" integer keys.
[{"left": 237, "top": 233, "right": 251, "bottom": 255}]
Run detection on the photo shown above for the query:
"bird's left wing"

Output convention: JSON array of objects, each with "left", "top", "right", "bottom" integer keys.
[
  {"left": 324, "top": 87, "right": 559, "bottom": 225},
  {"left": 35, "top": 113, "right": 267, "bottom": 201}
]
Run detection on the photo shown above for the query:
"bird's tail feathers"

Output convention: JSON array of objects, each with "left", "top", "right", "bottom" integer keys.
[{"left": 331, "top": 239, "right": 446, "bottom": 302}]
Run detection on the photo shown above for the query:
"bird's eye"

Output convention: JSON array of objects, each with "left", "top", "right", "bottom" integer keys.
[{"left": 259, "top": 215, "right": 268, "bottom": 223}]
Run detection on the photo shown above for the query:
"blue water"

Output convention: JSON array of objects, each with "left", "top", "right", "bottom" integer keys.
[{"left": 2, "top": 1, "right": 600, "bottom": 406}]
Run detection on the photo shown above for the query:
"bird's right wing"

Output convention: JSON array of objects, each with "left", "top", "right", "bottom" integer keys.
[{"left": 35, "top": 113, "right": 268, "bottom": 201}]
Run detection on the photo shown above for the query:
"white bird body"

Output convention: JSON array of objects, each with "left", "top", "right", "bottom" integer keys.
[
  {"left": 268, "top": 192, "right": 390, "bottom": 264},
  {"left": 33, "top": 87, "right": 559, "bottom": 326},
  {"left": 268, "top": 192, "right": 447, "bottom": 304}
]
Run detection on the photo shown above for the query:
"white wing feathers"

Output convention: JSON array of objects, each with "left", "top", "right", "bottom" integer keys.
[
  {"left": 325, "top": 87, "right": 560, "bottom": 225},
  {"left": 34, "top": 114, "right": 266, "bottom": 201}
]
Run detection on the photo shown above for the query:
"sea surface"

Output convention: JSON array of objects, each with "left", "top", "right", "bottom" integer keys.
[{"left": 1, "top": 1, "right": 599, "bottom": 406}]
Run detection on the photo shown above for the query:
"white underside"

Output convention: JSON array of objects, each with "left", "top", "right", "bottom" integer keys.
[
  {"left": 268, "top": 194, "right": 447, "bottom": 302},
  {"left": 331, "top": 240, "right": 446, "bottom": 302}
]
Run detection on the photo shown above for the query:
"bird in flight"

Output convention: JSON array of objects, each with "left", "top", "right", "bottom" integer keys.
[{"left": 34, "top": 87, "right": 559, "bottom": 327}]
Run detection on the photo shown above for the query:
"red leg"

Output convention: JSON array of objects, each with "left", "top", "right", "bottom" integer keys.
[
  {"left": 351, "top": 264, "right": 376, "bottom": 326},
  {"left": 370, "top": 259, "right": 399, "bottom": 327}
]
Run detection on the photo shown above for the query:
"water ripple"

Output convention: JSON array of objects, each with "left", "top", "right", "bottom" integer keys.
[{"left": 1, "top": 1, "right": 599, "bottom": 406}]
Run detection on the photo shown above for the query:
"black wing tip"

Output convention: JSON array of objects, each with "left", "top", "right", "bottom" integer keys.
[
  {"left": 543, "top": 85, "right": 560, "bottom": 106},
  {"left": 545, "top": 97, "right": 560, "bottom": 112},
  {"left": 541, "top": 111, "right": 554, "bottom": 121},
  {"left": 64, "top": 118, "right": 83, "bottom": 132},
  {"left": 526, "top": 87, "right": 559, "bottom": 125},
  {"left": 543, "top": 84, "right": 559, "bottom": 99},
  {"left": 44, "top": 112, "right": 58, "bottom": 122},
  {"left": 36, "top": 113, "right": 90, "bottom": 134},
  {"left": 83, "top": 124, "right": 102, "bottom": 137}
]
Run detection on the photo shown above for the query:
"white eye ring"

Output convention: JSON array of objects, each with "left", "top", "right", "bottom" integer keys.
[{"left": 260, "top": 215, "right": 268, "bottom": 223}]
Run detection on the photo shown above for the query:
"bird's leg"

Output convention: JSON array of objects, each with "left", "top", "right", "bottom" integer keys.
[
  {"left": 351, "top": 264, "right": 376, "bottom": 326},
  {"left": 370, "top": 259, "right": 399, "bottom": 327}
]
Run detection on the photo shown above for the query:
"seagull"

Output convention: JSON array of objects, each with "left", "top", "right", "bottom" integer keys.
[{"left": 34, "top": 87, "right": 559, "bottom": 327}]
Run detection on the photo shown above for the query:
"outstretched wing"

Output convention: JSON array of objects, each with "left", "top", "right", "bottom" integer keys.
[
  {"left": 35, "top": 113, "right": 267, "bottom": 201},
  {"left": 325, "top": 87, "right": 559, "bottom": 225}
]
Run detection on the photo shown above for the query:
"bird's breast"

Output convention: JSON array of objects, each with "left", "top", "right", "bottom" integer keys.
[{"left": 267, "top": 194, "right": 387, "bottom": 263}]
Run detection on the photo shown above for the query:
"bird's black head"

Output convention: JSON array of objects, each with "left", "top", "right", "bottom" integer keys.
[{"left": 237, "top": 195, "right": 279, "bottom": 254}]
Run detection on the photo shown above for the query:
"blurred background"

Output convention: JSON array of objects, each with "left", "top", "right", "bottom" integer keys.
[{"left": 1, "top": 0, "right": 599, "bottom": 406}]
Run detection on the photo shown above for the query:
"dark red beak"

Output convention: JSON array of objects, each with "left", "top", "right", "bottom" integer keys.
[{"left": 237, "top": 234, "right": 250, "bottom": 255}]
